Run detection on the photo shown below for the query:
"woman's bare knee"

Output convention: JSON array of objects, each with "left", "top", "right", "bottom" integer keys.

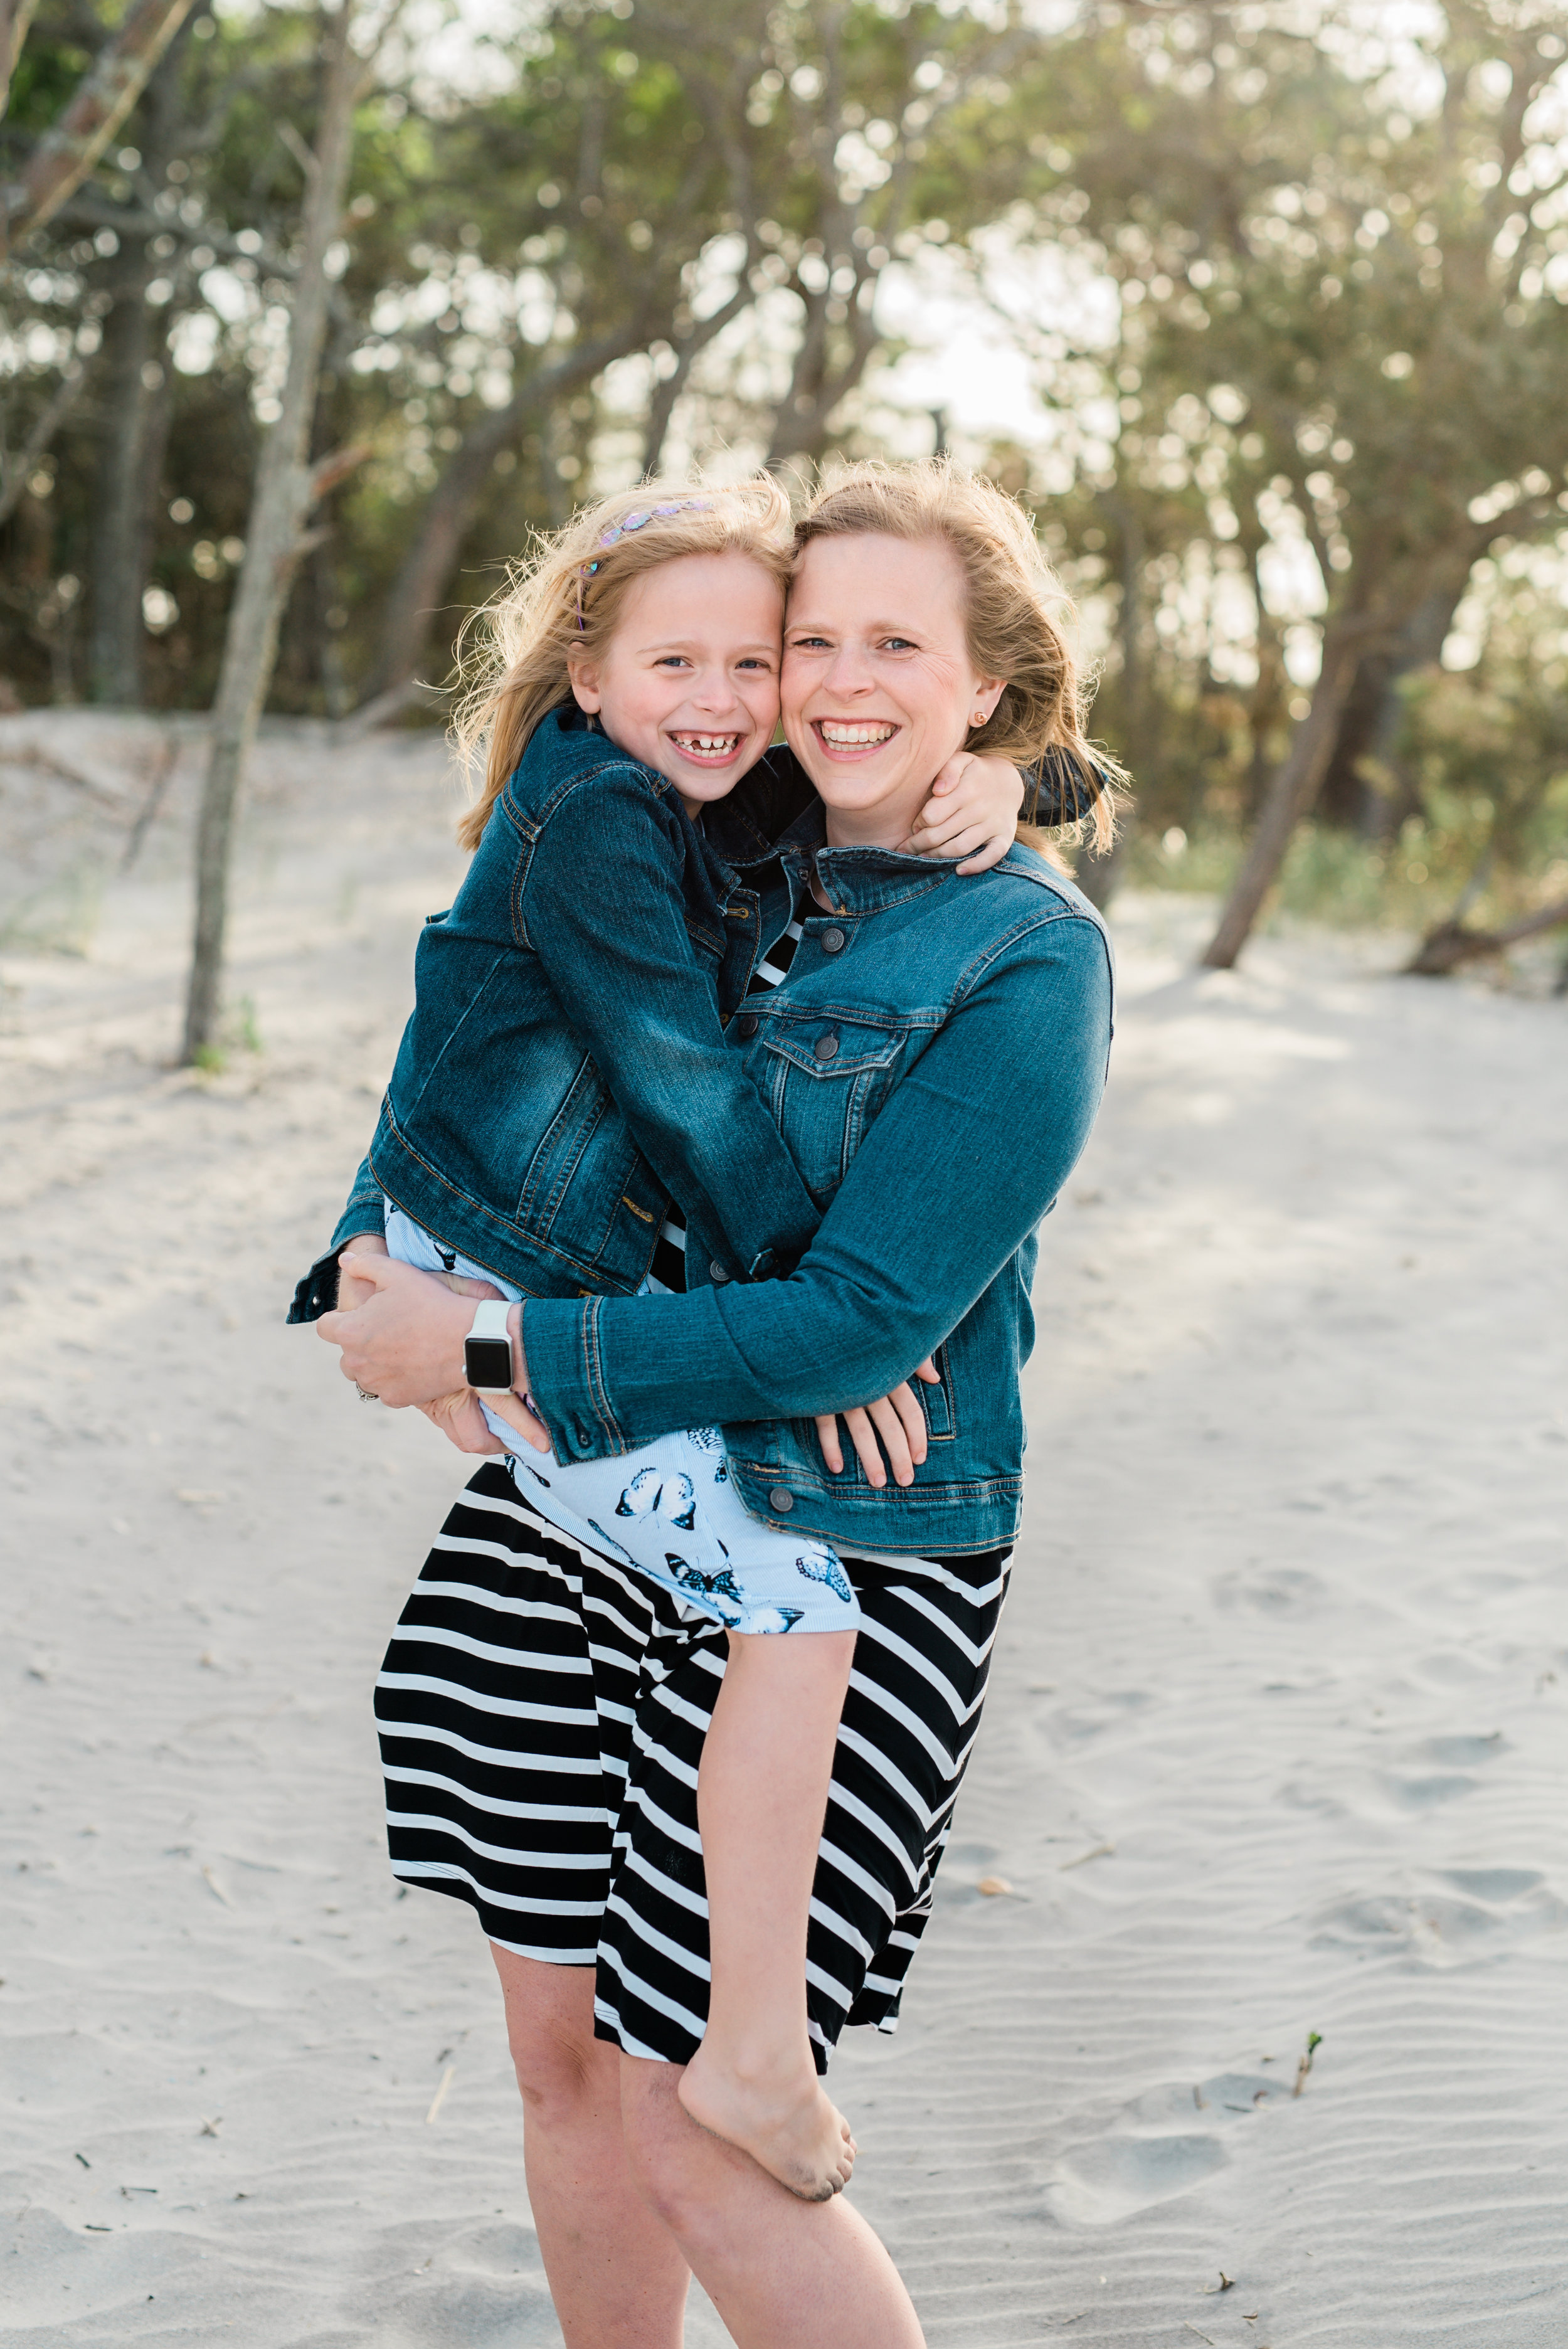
[
  {"left": 491, "top": 1946, "right": 614, "bottom": 2123},
  {"left": 620, "top": 2057, "right": 758, "bottom": 2249}
]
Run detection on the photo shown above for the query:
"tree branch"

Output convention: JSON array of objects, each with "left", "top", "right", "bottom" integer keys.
[
  {"left": 2, "top": 0, "right": 199, "bottom": 250},
  {"left": 0, "top": 358, "right": 87, "bottom": 529}
]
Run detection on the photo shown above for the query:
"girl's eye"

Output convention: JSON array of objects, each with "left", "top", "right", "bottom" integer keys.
[
  {"left": 654, "top": 655, "right": 691, "bottom": 669},
  {"left": 736, "top": 655, "right": 775, "bottom": 672}
]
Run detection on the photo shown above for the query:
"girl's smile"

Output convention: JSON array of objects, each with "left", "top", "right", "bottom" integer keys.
[{"left": 568, "top": 551, "right": 784, "bottom": 817}]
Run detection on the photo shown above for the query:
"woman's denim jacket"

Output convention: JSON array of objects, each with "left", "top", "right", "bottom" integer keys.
[
  {"left": 522, "top": 807, "right": 1114, "bottom": 1556},
  {"left": 289, "top": 706, "right": 825, "bottom": 1321}
]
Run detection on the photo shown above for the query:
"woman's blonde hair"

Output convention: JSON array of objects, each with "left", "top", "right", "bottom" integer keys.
[
  {"left": 452, "top": 475, "right": 795, "bottom": 851},
  {"left": 793, "top": 458, "right": 1124, "bottom": 852}
]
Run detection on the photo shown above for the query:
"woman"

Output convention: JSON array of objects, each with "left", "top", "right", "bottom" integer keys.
[{"left": 322, "top": 460, "right": 1116, "bottom": 2346}]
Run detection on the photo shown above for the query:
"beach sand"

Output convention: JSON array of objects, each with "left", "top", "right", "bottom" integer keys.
[{"left": 3, "top": 713, "right": 1565, "bottom": 2346}]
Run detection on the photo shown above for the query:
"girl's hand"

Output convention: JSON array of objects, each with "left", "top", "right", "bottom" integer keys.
[
  {"left": 906, "top": 753, "right": 1025, "bottom": 874},
  {"left": 334, "top": 1229, "right": 389, "bottom": 1313},
  {"left": 815, "top": 1360, "right": 941, "bottom": 1488},
  {"left": 418, "top": 1387, "right": 511, "bottom": 1455},
  {"left": 317, "top": 1250, "right": 478, "bottom": 1406},
  {"left": 479, "top": 1376, "right": 553, "bottom": 1457}
]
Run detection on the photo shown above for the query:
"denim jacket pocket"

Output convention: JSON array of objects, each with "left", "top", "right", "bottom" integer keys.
[{"left": 758, "top": 1014, "right": 907, "bottom": 1201}]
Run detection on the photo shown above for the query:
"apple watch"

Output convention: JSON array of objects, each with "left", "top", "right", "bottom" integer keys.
[{"left": 464, "top": 1298, "right": 515, "bottom": 1394}]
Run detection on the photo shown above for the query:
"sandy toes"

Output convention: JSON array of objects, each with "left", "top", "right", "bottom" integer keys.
[{"left": 678, "top": 2049, "right": 856, "bottom": 2201}]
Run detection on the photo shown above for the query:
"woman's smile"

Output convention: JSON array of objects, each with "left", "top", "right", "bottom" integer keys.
[{"left": 810, "top": 718, "right": 901, "bottom": 760}]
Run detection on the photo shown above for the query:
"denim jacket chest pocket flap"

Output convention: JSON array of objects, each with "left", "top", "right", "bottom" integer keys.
[{"left": 754, "top": 1009, "right": 909, "bottom": 1202}]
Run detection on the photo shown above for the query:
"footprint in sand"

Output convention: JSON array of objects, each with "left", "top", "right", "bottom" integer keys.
[
  {"left": 1377, "top": 1728, "right": 1508, "bottom": 1815},
  {"left": 1045, "top": 2131, "right": 1229, "bottom": 2227},
  {"left": 1310, "top": 1870, "right": 1567, "bottom": 1966},
  {"left": 1044, "top": 2069, "right": 1279, "bottom": 2227},
  {"left": 1211, "top": 1563, "right": 1330, "bottom": 1615}
]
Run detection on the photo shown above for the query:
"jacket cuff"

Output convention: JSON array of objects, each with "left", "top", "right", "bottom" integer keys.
[
  {"left": 331, "top": 1169, "right": 385, "bottom": 1256},
  {"left": 524, "top": 1295, "right": 630, "bottom": 1461},
  {"left": 287, "top": 1246, "right": 349, "bottom": 1325}
]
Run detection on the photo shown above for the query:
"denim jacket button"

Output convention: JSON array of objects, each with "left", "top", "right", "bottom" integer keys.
[
  {"left": 709, "top": 1260, "right": 731, "bottom": 1284},
  {"left": 768, "top": 1487, "right": 795, "bottom": 1514},
  {"left": 734, "top": 1012, "right": 759, "bottom": 1039},
  {"left": 813, "top": 1032, "right": 839, "bottom": 1062},
  {"left": 821, "top": 926, "right": 846, "bottom": 954}
]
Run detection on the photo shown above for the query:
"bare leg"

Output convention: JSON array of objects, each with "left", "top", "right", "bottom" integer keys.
[
  {"left": 676, "top": 1626, "right": 857, "bottom": 2201},
  {"left": 490, "top": 1945, "right": 690, "bottom": 2348},
  {"left": 626, "top": 2054, "right": 926, "bottom": 2349}
]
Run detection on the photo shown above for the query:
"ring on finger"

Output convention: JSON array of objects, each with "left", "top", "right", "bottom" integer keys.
[{"left": 356, "top": 1383, "right": 380, "bottom": 1403}]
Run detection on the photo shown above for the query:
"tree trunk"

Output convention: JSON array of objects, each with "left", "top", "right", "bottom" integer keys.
[
  {"left": 1316, "top": 574, "right": 1469, "bottom": 834},
  {"left": 1, "top": 0, "right": 196, "bottom": 250},
  {"left": 1405, "top": 898, "right": 1568, "bottom": 975},
  {"left": 1199, "top": 624, "right": 1369, "bottom": 970},
  {"left": 182, "top": 2, "right": 365, "bottom": 1062},
  {"left": 85, "top": 26, "right": 184, "bottom": 706},
  {"left": 88, "top": 249, "right": 160, "bottom": 704}
]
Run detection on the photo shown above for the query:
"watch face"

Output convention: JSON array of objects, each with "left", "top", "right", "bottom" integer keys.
[{"left": 465, "top": 1335, "right": 514, "bottom": 1392}]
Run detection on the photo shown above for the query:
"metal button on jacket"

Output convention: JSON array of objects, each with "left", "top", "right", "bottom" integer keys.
[
  {"left": 768, "top": 1487, "right": 795, "bottom": 1514},
  {"left": 734, "top": 1011, "right": 759, "bottom": 1039},
  {"left": 820, "top": 926, "right": 846, "bottom": 954},
  {"left": 814, "top": 1032, "right": 840, "bottom": 1063},
  {"left": 709, "top": 1260, "right": 731, "bottom": 1284}
]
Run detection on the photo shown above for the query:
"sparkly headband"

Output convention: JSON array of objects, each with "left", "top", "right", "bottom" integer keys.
[{"left": 575, "top": 498, "right": 716, "bottom": 628}]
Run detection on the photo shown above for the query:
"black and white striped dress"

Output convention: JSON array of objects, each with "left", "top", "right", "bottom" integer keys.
[{"left": 374, "top": 891, "right": 1013, "bottom": 2069}]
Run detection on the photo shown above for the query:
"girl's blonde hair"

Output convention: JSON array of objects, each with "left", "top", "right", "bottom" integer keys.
[
  {"left": 793, "top": 458, "right": 1124, "bottom": 852},
  {"left": 453, "top": 475, "right": 794, "bottom": 851}
]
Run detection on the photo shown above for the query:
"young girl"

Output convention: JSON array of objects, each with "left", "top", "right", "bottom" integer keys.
[{"left": 303, "top": 476, "right": 1025, "bottom": 2202}]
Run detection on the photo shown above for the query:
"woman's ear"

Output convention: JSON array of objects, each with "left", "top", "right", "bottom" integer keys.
[
  {"left": 970, "top": 676, "right": 1007, "bottom": 728},
  {"left": 566, "top": 654, "right": 603, "bottom": 714}
]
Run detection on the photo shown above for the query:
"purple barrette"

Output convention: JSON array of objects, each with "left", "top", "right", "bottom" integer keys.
[{"left": 577, "top": 499, "right": 716, "bottom": 625}]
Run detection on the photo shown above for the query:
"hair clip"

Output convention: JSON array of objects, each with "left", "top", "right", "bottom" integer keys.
[
  {"left": 598, "top": 497, "right": 714, "bottom": 550},
  {"left": 575, "top": 557, "right": 600, "bottom": 631},
  {"left": 576, "top": 499, "right": 716, "bottom": 626}
]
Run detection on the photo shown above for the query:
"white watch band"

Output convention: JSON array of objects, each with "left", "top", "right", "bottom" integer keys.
[{"left": 469, "top": 1299, "right": 511, "bottom": 1345}]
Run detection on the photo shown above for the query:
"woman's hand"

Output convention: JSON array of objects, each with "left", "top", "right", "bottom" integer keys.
[
  {"left": 317, "top": 1250, "right": 480, "bottom": 1407},
  {"left": 815, "top": 1360, "right": 941, "bottom": 1489},
  {"left": 905, "top": 753, "right": 1025, "bottom": 875}
]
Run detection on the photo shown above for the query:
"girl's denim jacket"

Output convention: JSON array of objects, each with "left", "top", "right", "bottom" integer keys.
[{"left": 289, "top": 706, "right": 823, "bottom": 1322}]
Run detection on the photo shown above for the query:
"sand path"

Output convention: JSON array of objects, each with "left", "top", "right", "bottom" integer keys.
[{"left": 3, "top": 718, "right": 1565, "bottom": 2345}]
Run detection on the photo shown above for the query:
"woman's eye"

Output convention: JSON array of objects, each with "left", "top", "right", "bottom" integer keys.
[
  {"left": 788, "top": 634, "right": 831, "bottom": 651},
  {"left": 879, "top": 636, "right": 916, "bottom": 653}
]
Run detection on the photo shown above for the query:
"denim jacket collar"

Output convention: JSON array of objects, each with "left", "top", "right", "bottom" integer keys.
[{"left": 730, "top": 799, "right": 971, "bottom": 918}]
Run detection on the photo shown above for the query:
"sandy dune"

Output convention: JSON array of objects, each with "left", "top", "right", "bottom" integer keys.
[{"left": 3, "top": 715, "right": 1565, "bottom": 2346}]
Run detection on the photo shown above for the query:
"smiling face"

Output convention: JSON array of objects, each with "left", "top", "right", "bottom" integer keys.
[
  {"left": 566, "top": 551, "right": 783, "bottom": 819},
  {"left": 781, "top": 532, "right": 1005, "bottom": 848}
]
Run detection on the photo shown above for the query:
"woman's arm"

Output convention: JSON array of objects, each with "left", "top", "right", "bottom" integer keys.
[{"left": 522, "top": 911, "right": 1112, "bottom": 1457}]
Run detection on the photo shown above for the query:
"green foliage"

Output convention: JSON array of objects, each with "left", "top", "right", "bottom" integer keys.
[{"left": 4, "top": 0, "right": 1567, "bottom": 950}]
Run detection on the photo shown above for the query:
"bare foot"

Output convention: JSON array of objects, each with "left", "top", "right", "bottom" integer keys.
[{"left": 678, "top": 2044, "right": 856, "bottom": 2202}]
